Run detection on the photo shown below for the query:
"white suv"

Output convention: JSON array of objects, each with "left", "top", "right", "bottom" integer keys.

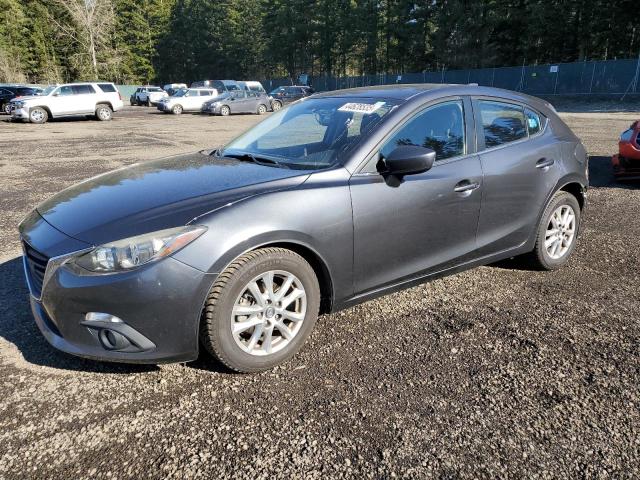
[
  {"left": 156, "top": 88, "right": 218, "bottom": 114},
  {"left": 132, "top": 86, "right": 168, "bottom": 106},
  {"left": 11, "top": 82, "right": 124, "bottom": 124}
]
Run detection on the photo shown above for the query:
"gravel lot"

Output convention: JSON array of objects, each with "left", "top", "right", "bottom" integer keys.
[{"left": 1, "top": 104, "right": 639, "bottom": 479}]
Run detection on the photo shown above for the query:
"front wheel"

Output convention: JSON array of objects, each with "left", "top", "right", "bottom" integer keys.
[
  {"left": 200, "top": 248, "right": 320, "bottom": 373},
  {"left": 171, "top": 104, "right": 183, "bottom": 115},
  {"left": 219, "top": 105, "right": 230, "bottom": 116},
  {"left": 528, "top": 191, "right": 581, "bottom": 270},
  {"left": 95, "top": 104, "right": 112, "bottom": 121},
  {"left": 272, "top": 100, "right": 282, "bottom": 111},
  {"left": 3, "top": 103, "right": 10, "bottom": 114},
  {"left": 29, "top": 107, "right": 48, "bottom": 124}
]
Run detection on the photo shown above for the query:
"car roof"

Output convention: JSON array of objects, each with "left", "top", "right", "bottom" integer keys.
[{"left": 312, "top": 83, "right": 554, "bottom": 110}]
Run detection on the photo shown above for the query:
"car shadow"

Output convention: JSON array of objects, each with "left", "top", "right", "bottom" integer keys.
[
  {"left": 589, "top": 155, "right": 640, "bottom": 189},
  {"left": 0, "top": 256, "right": 158, "bottom": 373}
]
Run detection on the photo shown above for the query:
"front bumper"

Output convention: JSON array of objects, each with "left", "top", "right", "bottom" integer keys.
[
  {"left": 11, "top": 106, "right": 28, "bottom": 120},
  {"left": 20, "top": 213, "right": 216, "bottom": 364},
  {"left": 157, "top": 103, "right": 171, "bottom": 112},
  {"left": 612, "top": 154, "right": 640, "bottom": 180}
]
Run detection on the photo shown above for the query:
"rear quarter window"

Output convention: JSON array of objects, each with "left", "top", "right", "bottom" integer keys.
[{"left": 97, "top": 83, "right": 117, "bottom": 93}]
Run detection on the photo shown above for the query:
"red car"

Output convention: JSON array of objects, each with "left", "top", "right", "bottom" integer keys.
[{"left": 612, "top": 120, "right": 640, "bottom": 179}]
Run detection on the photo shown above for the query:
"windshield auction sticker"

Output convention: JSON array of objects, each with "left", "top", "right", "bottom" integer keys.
[{"left": 338, "top": 101, "right": 385, "bottom": 114}]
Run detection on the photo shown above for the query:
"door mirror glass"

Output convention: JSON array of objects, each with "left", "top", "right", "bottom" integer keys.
[{"left": 381, "top": 145, "right": 436, "bottom": 176}]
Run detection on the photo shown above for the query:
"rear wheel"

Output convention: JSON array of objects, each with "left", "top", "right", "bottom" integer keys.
[
  {"left": 528, "top": 191, "right": 581, "bottom": 270},
  {"left": 29, "top": 107, "right": 48, "bottom": 124},
  {"left": 257, "top": 104, "right": 267, "bottom": 115},
  {"left": 200, "top": 248, "right": 320, "bottom": 373},
  {"left": 95, "top": 104, "right": 112, "bottom": 121},
  {"left": 220, "top": 105, "right": 230, "bottom": 116}
]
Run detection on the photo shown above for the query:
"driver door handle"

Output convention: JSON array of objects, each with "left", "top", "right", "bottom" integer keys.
[
  {"left": 454, "top": 180, "right": 480, "bottom": 193},
  {"left": 536, "top": 157, "right": 555, "bottom": 169}
]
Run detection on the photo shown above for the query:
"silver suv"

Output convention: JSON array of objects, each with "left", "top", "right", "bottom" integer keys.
[{"left": 11, "top": 82, "right": 124, "bottom": 124}]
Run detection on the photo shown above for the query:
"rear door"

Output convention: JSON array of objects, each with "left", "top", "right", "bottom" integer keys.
[
  {"left": 350, "top": 97, "right": 483, "bottom": 293},
  {"left": 473, "top": 98, "right": 560, "bottom": 255},
  {"left": 71, "top": 84, "right": 97, "bottom": 113}
]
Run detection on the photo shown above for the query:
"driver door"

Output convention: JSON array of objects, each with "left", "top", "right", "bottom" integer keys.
[
  {"left": 349, "top": 98, "right": 484, "bottom": 294},
  {"left": 48, "top": 85, "right": 77, "bottom": 115}
]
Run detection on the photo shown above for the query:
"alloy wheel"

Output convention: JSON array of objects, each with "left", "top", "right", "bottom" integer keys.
[
  {"left": 545, "top": 205, "right": 576, "bottom": 259},
  {"left": 30, "top": 109, "right": 45, "bottom": 123},
  {"left": 231, "top": 270, "right": 307, "bottom": 356}
]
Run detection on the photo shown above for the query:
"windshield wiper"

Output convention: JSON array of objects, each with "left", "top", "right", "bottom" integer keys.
[{"left": 221, "top": 152, "right": 289, "bottom": 169}]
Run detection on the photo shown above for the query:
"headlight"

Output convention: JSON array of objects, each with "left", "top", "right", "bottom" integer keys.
[{"left": 73, "top": 225, "right": 206, "bottom": 273}]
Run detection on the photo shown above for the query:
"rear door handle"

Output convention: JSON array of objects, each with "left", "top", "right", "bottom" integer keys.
[
  {"left": 454, "top": 180, "right": 480, "bottom": 193},
  {"left": 536, "top": 158, "right": 555, "bottom": 169}
]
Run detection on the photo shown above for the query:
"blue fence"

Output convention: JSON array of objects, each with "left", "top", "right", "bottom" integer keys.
[{"left": 261, "top": 58, "right": 640, "bottom": 96}]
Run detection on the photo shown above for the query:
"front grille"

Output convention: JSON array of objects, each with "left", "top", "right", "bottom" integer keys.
[{"left": 23, "top": 241, "right": 49, "bottom": 298}]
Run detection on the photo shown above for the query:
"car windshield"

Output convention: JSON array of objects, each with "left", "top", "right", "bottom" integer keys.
[
  {"left": 41, "top": 85, "right": 57, "bottom": 96},
  {"left": 270, "top": 88, "right": 284, "bottom": 95},
  {"left": 172, "top": 89, "right": 188, "bottom": 97},
  {"left": 221, "top": 97, "right": 398, "bottom": 170}
]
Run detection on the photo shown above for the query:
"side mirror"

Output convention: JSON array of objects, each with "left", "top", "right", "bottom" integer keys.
[{"left": 381, "top": 145, "right": 436, "bottom": 176}]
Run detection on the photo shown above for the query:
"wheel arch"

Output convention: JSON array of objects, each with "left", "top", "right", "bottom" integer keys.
[
  {"left": 558, "top": 181, "right": 586, "bottom": 210},
  {"left": 31, "top": 104, "right": 52, "bottom": 118},
  {"left": 95, "top": 101, "right": 113, "bottom": 110},
  {"left": 203, "top": 236, "right": 336, "bottom": 315}
]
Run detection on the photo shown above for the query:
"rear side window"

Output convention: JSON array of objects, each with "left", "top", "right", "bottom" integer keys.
[
  {"left": 72, "top": 85, "right": 96, "bottom": 95},
  {"left": 381, "top": 100, "right": 466, "bottom": 161},
  {"left": 98, "top": 83, "right": 117, "bottom": 93},
  {"left": 479, "top": 101, "right": 527, "bottom": 148}
]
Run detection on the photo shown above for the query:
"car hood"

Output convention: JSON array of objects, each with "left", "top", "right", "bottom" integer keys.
[
  {"left": 37, "top": 152, "right": 310, "bottom": 246},
  {"left": 14, "top": 95, "right": 42, "bottom": 102}
]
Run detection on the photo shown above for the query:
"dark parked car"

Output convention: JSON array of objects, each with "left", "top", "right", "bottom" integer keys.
[
  {"left": 0, "top": 85, "right": 42, "bottom": 114},
  {"left": 202, "top": 90, "right": 272, "bottom": 116},
  {"left": 19, "top": 84, "right": 588, "bottom": 373},
  {"left": 269, "top": 85, "right": 314, "bottom": 110}
]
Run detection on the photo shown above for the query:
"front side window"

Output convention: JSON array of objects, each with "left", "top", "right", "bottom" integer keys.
[
  {"left": 222, "top": 97, "right": 398, "bottom": 170},
  {"left": 479, "top": 100, "right": 527, "bottom": 148},
  {"left": 57, "top": 86, "right": 73, "bottom": 96},
  {"left": 380, "top": 100, "right": 466, "bottom": 161}
]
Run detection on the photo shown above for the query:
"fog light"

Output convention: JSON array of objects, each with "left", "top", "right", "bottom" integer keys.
[
  {"left": 98, "top": 329, "right": 131, "bottom": 350},
  {"left": 85, "top": 312, "right": 123, "bottom": 323}
]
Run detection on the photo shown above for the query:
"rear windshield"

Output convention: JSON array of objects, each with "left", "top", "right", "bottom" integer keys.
[{"left": 97, "top": 83, "right": 117, "bottom": 93}]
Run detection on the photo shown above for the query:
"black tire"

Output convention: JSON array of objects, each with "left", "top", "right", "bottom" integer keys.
[
  {"left": 200, "top": 247, "right": 321, "bottom": 373},
  {"left": 257, "top": 104, "right": 267, "bottom": 115},
  {"left": 527, "top": 191, "right": 581, "bottom": 270},
  {"left": 146, "top": 99, "right": 151, "bottom": 107},
  {"left": 272, "top": 100, "right": 282, "bottom": 111},
  {"left": 220, "top": 105, "right": 230, "bottom": 116},
  {"left": 172, "top": 104, "right": 183, "bottom": 115},
  {"left": 95, "top": 104, "right": 112, "bottom": 121},
  {"left": 29, "top": 107, "right": 48, "bottom": 124}
]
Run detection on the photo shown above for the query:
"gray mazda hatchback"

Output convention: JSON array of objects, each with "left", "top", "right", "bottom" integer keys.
[{"left": 19, "top": 84, "right": 588, "bottom": 372}]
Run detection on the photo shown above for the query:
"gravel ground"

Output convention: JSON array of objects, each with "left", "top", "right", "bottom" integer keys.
[{"left": 0, "top": 104, "right": 639, "bottom": 479}]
